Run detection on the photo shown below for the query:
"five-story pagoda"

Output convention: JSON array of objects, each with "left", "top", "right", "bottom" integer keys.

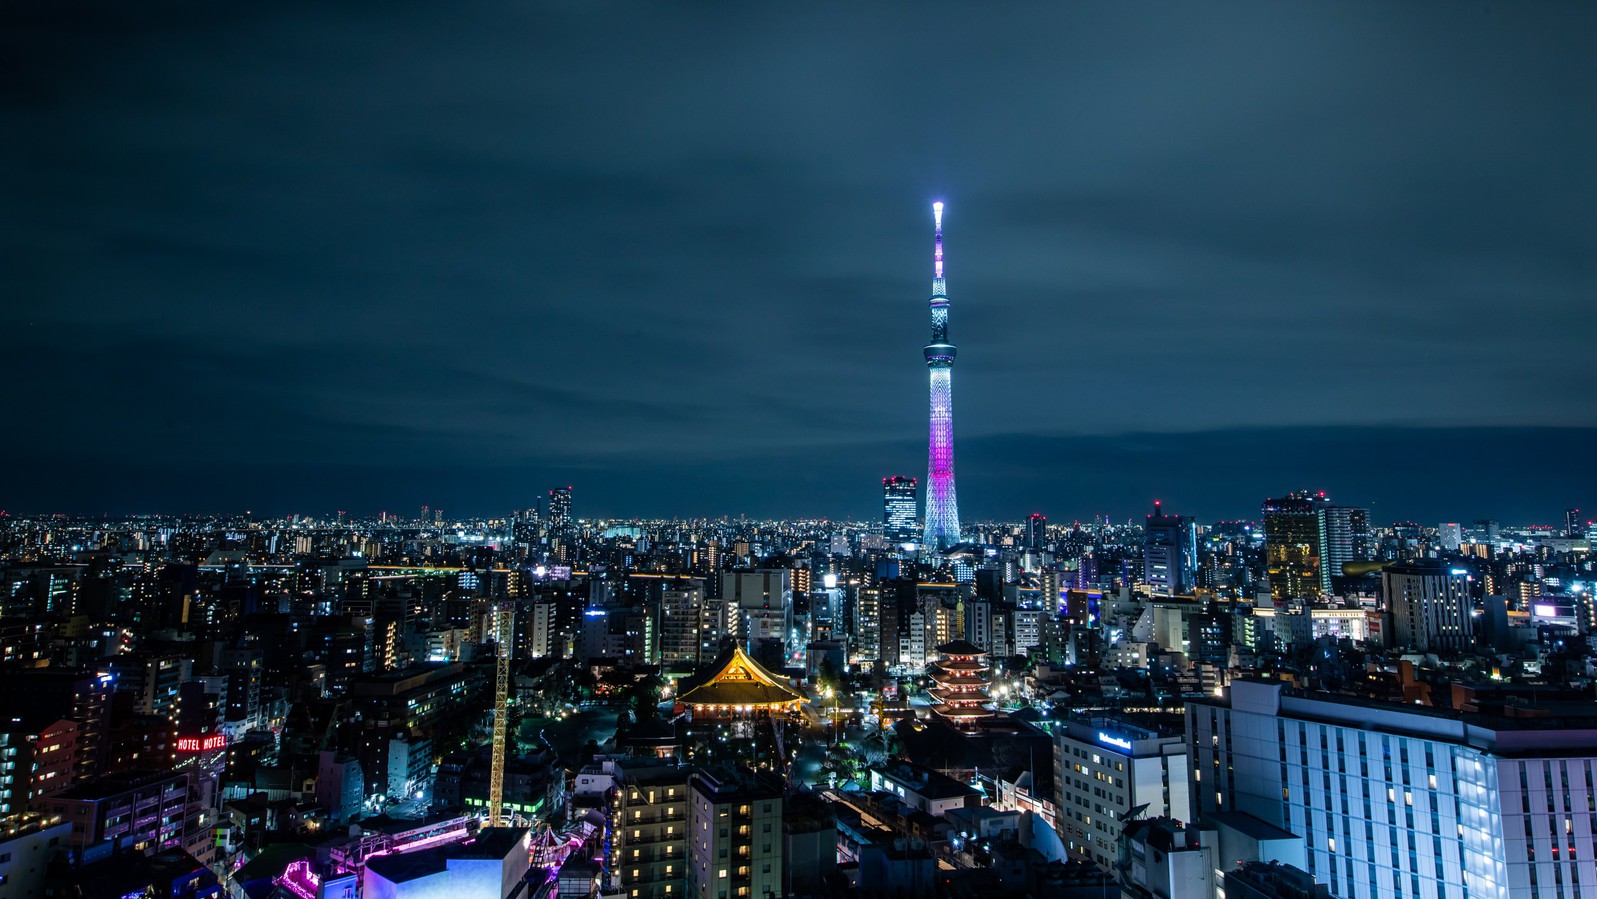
[{"left": 928, "top": 640, "right": 994, "bottom": 728}]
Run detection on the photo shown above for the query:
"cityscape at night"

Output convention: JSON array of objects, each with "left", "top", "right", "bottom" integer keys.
[{"left": 3, "top": 2, "right": 1595, "bottom": 899}]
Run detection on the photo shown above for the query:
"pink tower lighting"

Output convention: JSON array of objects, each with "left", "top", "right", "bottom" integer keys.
[{"left": 922, "top": 201, "right": 962, "bottom": 549}]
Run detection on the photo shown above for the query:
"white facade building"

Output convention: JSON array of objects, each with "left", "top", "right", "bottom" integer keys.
[
  {"left": 1054, "top": 716, "right": 1192, "bottom": 871},
  {"left": 1189, "top": 680, "right": 1597, "bottom": 899}
]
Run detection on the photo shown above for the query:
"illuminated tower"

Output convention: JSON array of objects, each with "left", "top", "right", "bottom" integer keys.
[{"left": 922, "top": 201, "right": 962, "bottom": 549}]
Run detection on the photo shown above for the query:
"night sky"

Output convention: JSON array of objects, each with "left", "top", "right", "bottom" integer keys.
[{"left": 4, "top": 2, "right": 1594, "bottom": 524}]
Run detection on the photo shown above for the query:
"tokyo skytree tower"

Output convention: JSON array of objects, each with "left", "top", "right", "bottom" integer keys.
[{"left": 922, "top": 201, "right": 961, "bottom": 550}]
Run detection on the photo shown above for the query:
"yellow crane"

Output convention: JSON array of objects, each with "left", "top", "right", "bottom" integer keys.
[{"left": 488, "top": 605, "right": 514, "bottom": 827}]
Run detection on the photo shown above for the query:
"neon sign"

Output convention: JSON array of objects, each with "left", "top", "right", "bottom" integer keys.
[
  {"left": 275, "top": 859, "right": 321, "bottom": 899},
  {"left": 176, "top": 735, "right": 227, "bottom": 752},
  {"left": 1097, "top": 732, "right": 1133, "bottom": 752}
]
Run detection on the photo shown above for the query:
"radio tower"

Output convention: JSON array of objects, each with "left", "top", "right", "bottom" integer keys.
[
  {"left": 488, "top": 604, "right": 514, "bottom": 827},
  {"left": 922, "top": 201, "right": 962, "bottom": 549}
]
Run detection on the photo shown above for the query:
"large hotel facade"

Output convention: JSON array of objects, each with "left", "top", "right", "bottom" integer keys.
[{"left": 1189, "top": 680, "right": 1597, "bottom": 899}]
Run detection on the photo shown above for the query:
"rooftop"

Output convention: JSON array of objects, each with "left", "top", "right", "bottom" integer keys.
[
  {"left": 48, "top": 769, "right": 184, "bottom": 801},
  {"left": 365, "top": 849, "right": 448, "bottom": 884},
  {"left": 454, "top": 826, "right": 528, "bottom": 860}
]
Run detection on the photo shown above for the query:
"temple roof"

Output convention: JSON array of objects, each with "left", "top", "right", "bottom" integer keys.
[
  {"left": 678, "top": 645, "right": 804, "bottom": 707},
  {"left": 934, "top": 640, "right": 986, "bottom": 658}
]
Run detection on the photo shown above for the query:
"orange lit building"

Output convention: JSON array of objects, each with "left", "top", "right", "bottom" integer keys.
[{"left": 675, "top": 646, "right": 804, "bottom": 718}]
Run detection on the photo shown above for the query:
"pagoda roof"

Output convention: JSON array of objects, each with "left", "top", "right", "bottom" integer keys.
[
  {"left": 678, "top": 645, "right": 804, "bottom": 707},
  {"left": 930, "top": 674, "right": 988, "bottom": 687},
  {"left": 932, "top": 706, "right": 995, "bottom": 718},
  {"left": 934, "top": 640, "right": 986, "bottom": 657},
  {"left": 929, "top": 688, "right": 988, "bottom": 703}
]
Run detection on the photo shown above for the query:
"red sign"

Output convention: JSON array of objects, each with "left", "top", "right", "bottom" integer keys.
[{"left": 176, "top": 735, "right": 226, "bottom": 752}]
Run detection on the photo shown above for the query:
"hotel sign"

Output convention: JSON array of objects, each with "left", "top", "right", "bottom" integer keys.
[{"left": 1097, "top": 731, "right": 1133, "bottom": 752}]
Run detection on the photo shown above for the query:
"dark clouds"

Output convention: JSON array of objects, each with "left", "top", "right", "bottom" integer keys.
[{"left": 2, "top": 1, "right": 1594, "bottom": 522}]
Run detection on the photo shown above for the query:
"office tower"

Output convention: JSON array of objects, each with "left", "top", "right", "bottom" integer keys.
[
  {"left": 1323, "top": 504, "right": 1371, "bottom": 572},
  {"left": 1438, "top": 522, "right": 1464, "bottom": 551},
  {"left": 1568, "top": 507, "right": 1584, "bottom": 538},
  {"left": 688, "top": 769, "right": 784, "bottom": 899},
  {"left": 882, "top": 476, "right": 918, "bottom": 546},
  {"left": 547, "top": 486, "right": 572, "bottom": 531},
  {"left": 1026, "top": 513, "right": 1047, "bottom": 550},
  {"left": 1143, "top": 501, "right": 1197, "bottom": 595},
  {"left": 922, "top": 202, "right": 962, "bottom": 550},
  {"left": 1383, "top": 560, "right": 1472, "bottom": 652},
  {"left": 1263, "top": 492, "right": 1331, "bottom": 600},
  {"left": 1053, "top": 716, "right": 1191, "bottom": 871},
  {"left": 1189, "top": 680, "right": 1597, "bottom": 899}
]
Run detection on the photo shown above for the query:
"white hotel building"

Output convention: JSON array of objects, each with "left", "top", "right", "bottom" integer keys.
[
  {"left": 1054, "top": 715, "right": 1191, "bottom": 871},
  {"left": 1188, "top": 680, "right": 1597, "bottom": 899}
]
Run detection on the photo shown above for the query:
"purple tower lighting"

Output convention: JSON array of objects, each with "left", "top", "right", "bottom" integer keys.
[{"left": 923, "top": 201, "right": 961, "bottom": 549}]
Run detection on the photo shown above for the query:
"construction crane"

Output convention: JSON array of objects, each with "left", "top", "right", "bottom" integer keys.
[{"left": 488, "top": 604, "right": 514, "bottom": 827}]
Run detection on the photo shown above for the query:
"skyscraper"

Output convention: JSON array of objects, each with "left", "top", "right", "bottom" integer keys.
[
  {"left": 1323, "top": 503, "right": 1371, "bottom": 574},
  {"left": 922, "top": 202, "right": 962, "bottom": 549},
  {"left": 1263, "top": 491, "right": 1331, "bottom": 600},
  {"left": 1026, "top": 513, "right": 1047, "bottom": 550},
  {"left": 882, "top": 476, "right": 918, "bottom": 546},
  {"left": 547, "top": 486, "right": 572, "bottom": 530},
  {"left": 1143, "top": 501, "right": 1197, "bottom": 595}
]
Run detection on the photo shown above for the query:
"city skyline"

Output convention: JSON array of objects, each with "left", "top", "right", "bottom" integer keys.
[
  {"left": 4, "top": 3, "right": 1594, "bottom": 522},
  {"left": 5, "top": 4, "right": 1596, "bottom": 897}
]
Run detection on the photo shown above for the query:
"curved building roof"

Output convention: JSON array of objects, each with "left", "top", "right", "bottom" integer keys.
[
  {"left": 678, "top": 645, "right": 804, "bottom": 708},
  {"left": 934, "top": 639, "right": 986, "bottom": 657}
]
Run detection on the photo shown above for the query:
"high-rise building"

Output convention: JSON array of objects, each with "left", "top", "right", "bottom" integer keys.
[
  {"left": 217, "top": 647, "right": 262, "bottom": 732},
  {"left": 547, "top": 487, "right": 572, "bottom": 531},
  {"left": 611, "top": 759, "right": 691, "bottom": 899},
  {"left": 1323, "top": 504, "right": 1371, "bottom": 573},
  {"left": 1144, "top": 501, "right": 1197, "bottom": 595},
  {"left": 1189, "top": 680, "right": 1597, "bottom": 899},
  {"left": 922, "top": 202, "right": 962, "bottom": 550},
  {"left": 1263, "top": 492, "right": 1331, "bottom": 600},
  {"left": 1567, "top": 507, "right": 1584, "bottom": 538},
  {"left": 1026, "top": 513, "right": 1047, "bottom": 550},
  {"left": 659, "top": 582, "right": 705, "bottom": 665},
  {"left": 688, "top": 769, "right": 784, "bottom": 899},
  {"left": 882, "top": 477, "right": 918, "bottom": 546},
  {"left": 1383, "top": 560, "right": 1472, "bottom": 652}
]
